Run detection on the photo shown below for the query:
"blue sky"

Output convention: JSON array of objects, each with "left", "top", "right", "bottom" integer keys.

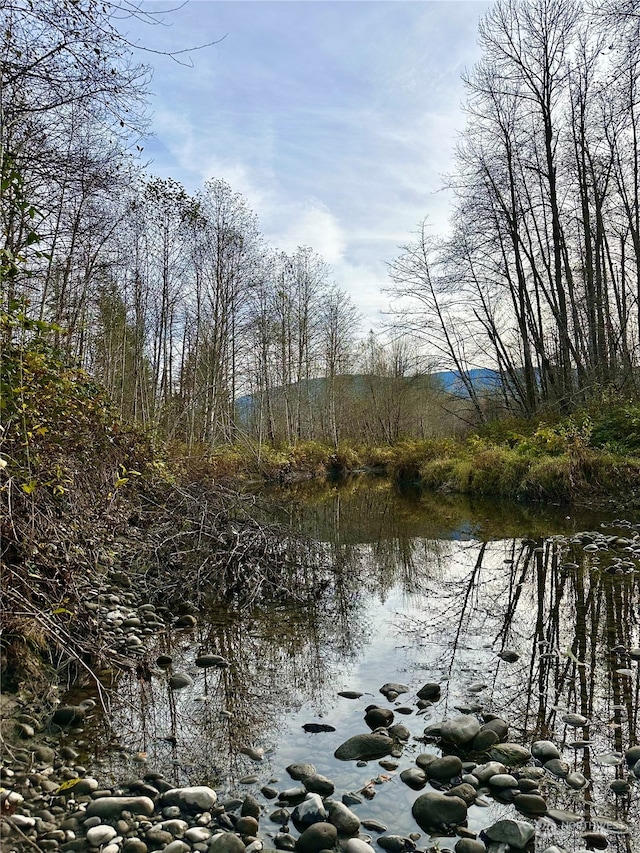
[{"left": 125, "top": 1, "right": 490, "bottom": 327}]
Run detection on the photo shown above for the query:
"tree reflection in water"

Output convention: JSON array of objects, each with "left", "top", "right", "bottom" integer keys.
[{"left": 77, "top": 480, "right": 637, "bottom": 849}]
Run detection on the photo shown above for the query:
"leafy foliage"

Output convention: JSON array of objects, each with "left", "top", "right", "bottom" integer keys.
[{"left": 1, "top": 301, "right": 149, "bottom": 498}]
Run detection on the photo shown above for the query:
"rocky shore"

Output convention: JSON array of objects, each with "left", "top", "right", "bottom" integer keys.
[{"left": 2, "top": 688, "right": 639, "bottom": 853}]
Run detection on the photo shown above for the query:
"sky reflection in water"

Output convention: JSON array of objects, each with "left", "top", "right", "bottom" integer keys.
[{"left": 77, "top": 481, "right": 639, "bottom": 851}]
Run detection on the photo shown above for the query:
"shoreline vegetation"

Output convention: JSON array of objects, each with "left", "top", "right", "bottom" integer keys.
[{"left": 189, "top": 420, "right": 640, "bottom": 507}]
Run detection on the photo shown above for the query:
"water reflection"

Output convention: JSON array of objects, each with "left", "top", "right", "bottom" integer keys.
[{"left": 74, "top": 479, "right": 638, "bottom": 850}]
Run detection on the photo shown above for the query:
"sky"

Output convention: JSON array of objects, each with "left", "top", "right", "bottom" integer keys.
[{"left": 123, "top": 1, "right": 491, "bottom": 329}]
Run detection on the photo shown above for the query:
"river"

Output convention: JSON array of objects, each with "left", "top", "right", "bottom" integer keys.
[{"left": 64, "top": 477, "right": 639, "bottom": 851}]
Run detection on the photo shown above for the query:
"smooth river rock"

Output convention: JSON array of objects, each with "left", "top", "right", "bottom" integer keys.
[
  {"left": 531, "top": 740, "right": 560, "bottom": 761},
  {"left": 161, "top": 786, "right": 218, "bottom": 811},
  {"left": 303, "top": 773, "right": 335, "bottom": 797},
  {"left": 292, "top": 793, "right": 327, "bottom": 826},
  {"left": 489, "top": 743, "right": 532, "bottom": 766},
  {"left": 196, "top": 654, "right": 229, "bottom": 668},
  {"left": 514, "top": 792, "right": 548, "bottom": 815},
  {"left": 455, "top": 841, "right": 486, "bottom": 853},
  {"left": 427, "top": 755, "right": 463, "bottom": 781},
  {"left": 209, "top": 832, "right": 246, "bottom": 853},
  {"left": 326, "top": 800, "right": 360, "bottom": 835},
  {"left": 287, "top": 763, "right": 316, "bottom": 781},
  {"left": 485, "top": 818, "right": 535, "bottom": 849},
  {"left": 169, "top": 672, "right": 193, "bottom": 690},
  {"left": 295, "top": 822, "right": 338, "bottom": 853},
  {"left": 399, "top": 768, "right": 427, "bottom": 790},
  {"left": 346, "top": 839, "right": 376, "bottom": 853},
  {"left": 440, "top": 715, "right": 481, "bottom": 747},
  {"left": 380, "top": 683, "right": 409, "bottom": 699},
  {"left": 411, "top": 791, "right": 468, "bottom": 831},
  {"left": 334, "top": 733, "right": 394, "bottom": 761},
  {"left": 86, "top": 825, "right": 118, "bottom": 847},
  {"left": 417, "top": 683, "right": 441, "bottom": 701},
  {"left": 364, "top": 706, "right": 394, "bottom": 729},
  {"left": 86, "top": 796, "right": 155, "bottom": 818}
]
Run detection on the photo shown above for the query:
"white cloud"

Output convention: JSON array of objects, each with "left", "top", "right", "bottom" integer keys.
[
  {"left": 269, "top": 200, "right": 346, "bottom": 264},
  {"left": 124, "top": 1, "right": 489, "bottom": 333}
]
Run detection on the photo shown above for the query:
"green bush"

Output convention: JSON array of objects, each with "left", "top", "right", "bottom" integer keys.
[
  {"left": 520, "top": 456, "right": 573, "bottom": 502},
  {"left": 468, "top": 447, "right": 530, "bottom": 497},
  {"left": 590, "top": 404, "right": 640, "bottom": 452}
]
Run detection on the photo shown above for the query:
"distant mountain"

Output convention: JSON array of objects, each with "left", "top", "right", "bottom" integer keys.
[
  {"left": 236, "top": 368, "right": 503, "bottom": 421},
  {"left": 431, "top": 368, "right": 503, "bottom": 396}
]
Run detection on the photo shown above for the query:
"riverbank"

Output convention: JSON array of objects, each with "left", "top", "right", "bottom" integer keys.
[{"left": 184, "top": 422, "right": 640, "bottom": 507}]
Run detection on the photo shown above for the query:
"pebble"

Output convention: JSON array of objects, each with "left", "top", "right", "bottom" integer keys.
[{"left": 86, "top": 824, "right": 118, "bottom": 846}]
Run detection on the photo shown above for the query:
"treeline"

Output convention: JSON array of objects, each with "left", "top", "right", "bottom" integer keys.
[
  {"left": 388, "top": 0, "right": 640, "bottom": 419},
  {"left": 1, "top": 0, "right": 456, "bottom": 449}
]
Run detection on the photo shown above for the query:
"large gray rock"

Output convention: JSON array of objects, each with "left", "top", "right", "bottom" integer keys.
[
  {"left": 485, "top": 818, "right": 535, "bottom": 848},
  {"left": 241, "top": 795, "right": 261, "bottom": 818},
  {"left": 514, "top": 793, "right": 547, "bottom": 815},
  {"left": 161, "top": 786, "right": 217, "bottom": 812},
  {"left": 440, "top": 715, "right": 481, "bottom": 747},
  {"left": 209, "top": 832, "right": 246, "bottom": 853},
  {"left": 85, "top": 797, "right": 155, "bottom": 819},
  {"left": 293, "top": 793, "right": 327, "bottom": 826},
  {"left": 489, "top": 743, "right": 532, "bottom": 766},
  {"left": 417, "top": 683, "right": 441, "bottom": 701},
  {"left": 379, "top": 683, "right": 409, "bottom": 699},
  {"left": 196, "top": 654, "right": 229, "bottom": 668},
  {"left": 169, "top": 672, "right": 193, "bottom": 690},
  {"left": 473, "top": 761, "right": 506, "bottom": 784},
  {"left": 346, "top": 840, "right": 376, "bottom": 853},
  {"left": 446, "top": 783, "right": 477, "bottom": 805},
  {"left": 86, "top": 825, "right": 118, "bottom": 847},
  {"left": 287, "top": 763, "right": 316, "bottom": 781},
  {"left": 123, "top": 840, "right": 148, "bottom": 853},
  {"left": 364, "top": 706, "right": 394, "bottom": 729},
  {"left": 303, "top": 774, "right": 335, "bottom": 797},
  {"left": 164, "top": 843, "right": 190, "bottom": 853},
  {"left": 531, "top": 740, "right": 560, "bottom": 762},
  {"left": 544, "top": 759, "right": 569, "bottom": 778},
  {"left": 334, "top": 733, "right": 393, "bottom": 761},
  {"left": 411, "top": 791, "right": 467, "bottom": 831},
  {"left": 235, "top": 816, "right": 259, "bottom": 836},
  {"left": 426, "top": 755, "right": 463, "bottom": 782},
  {"left": 326, "top": 800, "right": 360, "bottom": 835},
  {"left": 471, "top": 728, "right": 500, "bottom": 752},
  {"left": 566, "top": 771, "right": 587, "bottom": 790},
  {"left": 52, "top": 706, "right": 86, "bottom": 727},
  {"left": 399, "top": 768, "right": 427, "bottom": 790},
  {"left": 388, "top": 723, "right": 410, "bottom": 741},
  {"left": 295, "top": 822, "right": 338, "bottom": 853},
  {"left": 625, "top": 745, "right": 640, "bottom": 767},
  {"left": 481, "top": 718, "right": 508, "bottom": 740},
  {"left": 455, "top": 841, "right": 486, "bottom": 853}
]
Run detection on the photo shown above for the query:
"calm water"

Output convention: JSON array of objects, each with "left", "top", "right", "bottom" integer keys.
[{"left": 70, "top": 479, "right": 640, "bottom": 851}]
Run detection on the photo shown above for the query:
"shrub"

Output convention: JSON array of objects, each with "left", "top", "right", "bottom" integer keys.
[
  {"left": 468, "top": 447, "right": 530, "bottom": 497},
  {"left": 520, "top": 456, "right": 573, "bottom": 502},
  {"left": 420, "top": 457, "right": 472, "bottom": 493},
  {"left": 590, "top": 404, "right": 640, "bottom": 452}
]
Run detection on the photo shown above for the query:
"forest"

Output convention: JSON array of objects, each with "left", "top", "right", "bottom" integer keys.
[{"left": 2, "top": 0, "right": 640, "bottom": 454}]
